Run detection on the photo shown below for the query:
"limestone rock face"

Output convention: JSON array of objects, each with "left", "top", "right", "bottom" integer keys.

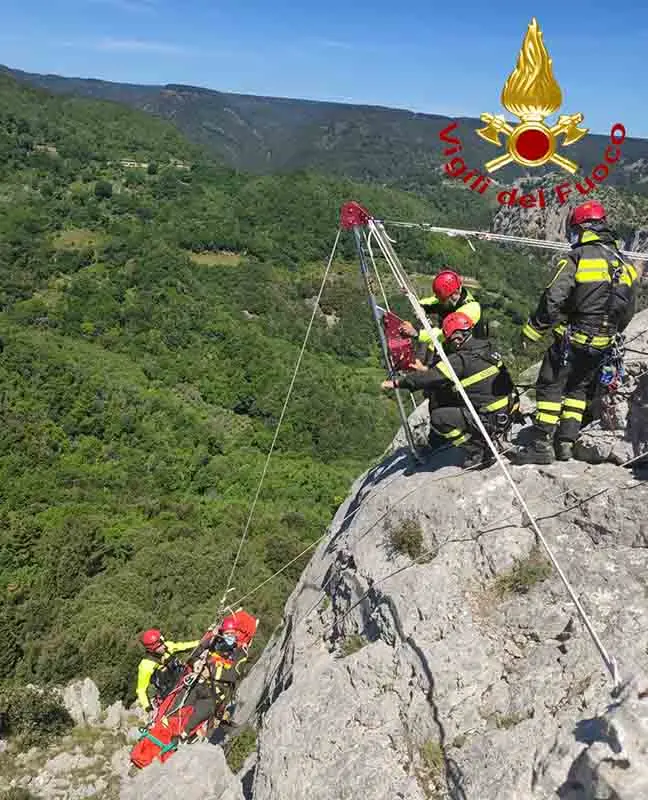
[{"left": 238, "top": 393, "right": 648, "bottom": 799}]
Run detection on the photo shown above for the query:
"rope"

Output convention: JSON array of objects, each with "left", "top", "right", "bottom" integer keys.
[
  {"left": 366, "top": 228, "right": 391, "bottom": 311},
  {"left": 382, "top": 220, "right": 648, "bottom": 263},
  {"left": 362, "top": 227, "right": 418, "bottom": 414},
  {"left": 366, "top": 217, "right": 622, "bottom": 688},
  {"left": 219, "top": 229, "right": 341, "bottom": 614},
  {"left": 315, "top": 449, "right": 647, "bottom": 650}
]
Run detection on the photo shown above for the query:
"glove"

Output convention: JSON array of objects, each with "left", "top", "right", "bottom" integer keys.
[{"left": 519, "top": 331, "right": 529, "bottom": 352}]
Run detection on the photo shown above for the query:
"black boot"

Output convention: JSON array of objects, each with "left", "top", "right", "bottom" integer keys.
[
  {"left": 555, "top": 439, "right": 574, "bottom": 461},
  {"left": 508, "top": 428, "right": 555, "bottom": 465},
  {"left": 462, "top": 440, "right": 493, "bottom": 469}
]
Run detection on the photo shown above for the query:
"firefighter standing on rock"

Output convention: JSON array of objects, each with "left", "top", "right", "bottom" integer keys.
[{"left": 510, "top": 201, "right": 638, "bottom": 465}]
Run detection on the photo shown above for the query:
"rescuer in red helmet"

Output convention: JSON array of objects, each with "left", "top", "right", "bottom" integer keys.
[
  {"left": 399, "top": 268, "right": 484, "bottom": 364},
  {"left": 511, "top": 200, "right": 638, "bottom": 465},
  {"left": 136, "top": 628, "right": 201, "bottom": 712},
  {"left": 382, "top": 311, "right": 518, "bottom": 468},
  {"left": 180, "top": 615, "right": 252, "bottom": 738}
]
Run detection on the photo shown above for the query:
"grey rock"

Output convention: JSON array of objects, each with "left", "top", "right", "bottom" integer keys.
[
  {"left": 533, "top": 677, "right": 648, "bottom": 799},
  {"left": 239, "top": 421, "right": 648, "bottom": 800},
  {"left": 120, "top": 741, "right": 244, "bottom": 800},
  {"left": 126, "top": 726, "right": 143, "bottom": 743},
  {"left": 111, "top": 746, "right": 132, "bottom": 782},
  {"left": 63, "top": 678, "right": 102, "bottom": 726},
  {"left": 102, "top": 700, "right": 127, "bottom": 731}
]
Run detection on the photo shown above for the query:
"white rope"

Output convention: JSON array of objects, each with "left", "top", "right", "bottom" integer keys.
[
  {"left": 221, "top": 228, "right": 342, "bottom": 609},
  {"left": 367, "top": 218, "right": 622, "bottom": 689},
  {"left": 366, "top": 228, "right": 418, "bottom": 411},
  {"left": 366, "top": 228, "right": 391, "bottom": 311},
  {"left": 383, "top": 219, "right": 648, "bottom": 263}
]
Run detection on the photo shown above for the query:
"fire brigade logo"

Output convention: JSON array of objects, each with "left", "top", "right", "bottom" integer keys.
[{"left": 475, "top": 18, "right": 588, "bottom": 174}]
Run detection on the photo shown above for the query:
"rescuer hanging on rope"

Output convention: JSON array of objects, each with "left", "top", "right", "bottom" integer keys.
[
  {"left": 382, "top": 312, "right": 519, "bottom": 468},
  {"left": 179, "top": 615, "right": 252, "bottom": 739},
  {"left": 510, "top": 200, "right": 638, "bottom": 465},
  {"left": 136, "top": 629, "right": 201, "bottom": 713}
]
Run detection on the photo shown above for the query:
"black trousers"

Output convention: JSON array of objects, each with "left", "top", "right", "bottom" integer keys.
[
  {"left": 185, "top": 680, "right": 233, "bottom": 734},
  {"left": 534, "top": 341, "right": 606, "bottom": 442},
  {"left": 429, "top": 406, "right": 482, "bottom": 448}
]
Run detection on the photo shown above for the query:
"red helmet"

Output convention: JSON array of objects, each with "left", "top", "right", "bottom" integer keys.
[
  {"left": 140, "top": 628, "right": 164, "bottom": 651},
  {"left": 432, "top": 270, "right": 463, "bottom": 302},
  {"left": 220, "top": 616, "right": 239, "bottom": 637},
  {"left": 442, "top": 312, "right": 474, "bottom": 340},
  {"left": 568, "top": 201, "right": 606, "bottom": 227}
]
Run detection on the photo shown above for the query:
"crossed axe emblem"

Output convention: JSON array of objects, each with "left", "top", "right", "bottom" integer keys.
[{"left": 476, "top": 112, "right": 588, "bottom": 174}]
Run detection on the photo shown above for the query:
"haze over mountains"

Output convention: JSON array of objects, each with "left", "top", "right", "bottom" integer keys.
[{"left": 4, "top": 65, "right": 648, "bottom": 196}]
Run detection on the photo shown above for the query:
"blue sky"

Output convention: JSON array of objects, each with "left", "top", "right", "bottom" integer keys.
[{"left": 2, "top": 0, "right": 647, "bottom": 137}]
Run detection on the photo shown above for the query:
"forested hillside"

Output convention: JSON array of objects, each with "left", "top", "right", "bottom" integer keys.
[
  {"left": 6, "top": 65, "right": 648, "bottom": 195},
  {"left": 0, "top": 73, "right": 554, "bottom": 705}
]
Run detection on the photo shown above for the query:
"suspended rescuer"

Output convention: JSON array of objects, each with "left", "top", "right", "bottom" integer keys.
[
  {"left": 399, "top": 269, "right": 484, "bottom": 366},
  {"left": 510, "top": 201, "right": 638, "bottom": 465},
  {"left": 179, "top": 615, "right": 251, "bottom": 739},
  {"left": 137, "top": 629, "right": 201, "bottom": 713},
  {"left": 382, "top": 312, "right": 519, "bottom": 468}
]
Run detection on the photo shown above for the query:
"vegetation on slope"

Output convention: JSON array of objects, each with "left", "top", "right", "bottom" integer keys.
[{"left": 0, "top": 73, "right": 552, "bottom": 704}]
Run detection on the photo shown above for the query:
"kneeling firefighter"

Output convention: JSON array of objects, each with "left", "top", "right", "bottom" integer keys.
[
  {"left": 382, "top": 312, "right": 519, "bottom": 468},
  {"left": 511, "top": 200, "right": 638, "bottom": 464},
  {"left": 399, "top": 269, "right": 485, "bottom": 365}
]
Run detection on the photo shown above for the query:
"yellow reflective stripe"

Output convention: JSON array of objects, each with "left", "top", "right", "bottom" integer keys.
[
  {"left": 458, "top": 300, "right": 481, "bottom": 324},
  {"left": 563, "top": 398, "right": 587, "bottom": 410},
  {"left": 620, "top": 264, "right": 637, "bottom": 286},
  {"left": 569, "top": 331, "right": 612, "bottom": 347},
  {"left": 546, "top": 258, "right": 569, "bottom": 288},
  {"left": 436, "top": 360, "right": 451, "bottom": 379},
  {"left": 452, "top": 433, "right": 470, "bottom": 446},
  {"left": 522, "top": 322, "right": 543, "bottom": 342},
  {"left": 561, "top": 410, "right": 583, "bottom": 421},
  {"left": 575, "top": 257, "right": 611, "bottom": 283},
  {"left": 580, "top": 230, "right": 601, "bottom": 243},
  {"left": 440, "top": 428, "right": 464, "bottom": 439},
  {"left": 482, "top": 396, "right": 509, "bottom": 412},
  {"left": 461, "top": 364, "right": 499, "bottom": 388},
  {"left": 419, "top": 326, "right": 443, "bottom": 344},
  {"left": 536, "top": 412, "right": 559, "bottom": 425},
  {"left": 537, "top": 400, "right": 562, "bottom": 411},
  {"left": 554, "top": 324, "right": 566, "bottom": 336},
  {"left": 419, "top": 295, "right": 438, "bottom": 307}
]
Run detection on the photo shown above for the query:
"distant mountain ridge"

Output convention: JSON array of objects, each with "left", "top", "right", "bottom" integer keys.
[{"left": 4, "top": 64, "right": 648, "bottom": 195}]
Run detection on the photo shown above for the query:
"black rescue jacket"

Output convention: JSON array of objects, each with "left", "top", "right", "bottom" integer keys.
[
  {"left": 522, "top": 227, "right": 638, "bottom": 349},
  {"left": 396, "top": 337, "right": 516, "bottom": 414}
]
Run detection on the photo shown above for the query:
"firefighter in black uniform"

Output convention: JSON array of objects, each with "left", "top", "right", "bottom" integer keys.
[
  {"left": 382, "top": 311, "right": 519, "bottom": 468},
  {"left": 510, "top": 201, "right": 638, "bottom": 465}
]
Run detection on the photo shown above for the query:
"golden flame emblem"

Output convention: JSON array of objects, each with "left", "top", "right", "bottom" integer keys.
[{"left": 476, "top": 18, "right": 588, "bottom": 173}]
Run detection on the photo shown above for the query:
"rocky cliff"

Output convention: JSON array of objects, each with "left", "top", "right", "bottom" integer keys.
[
  {"left": 491, "top": 175, "right": 648, "bottom": 254},
  {"left": 2, "top": 316, "right": 648, "bottom": 800},
  {"left": 236, "top": 310, "right": 648, "bottom": 800}
]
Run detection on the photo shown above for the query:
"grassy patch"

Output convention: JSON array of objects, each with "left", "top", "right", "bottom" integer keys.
[
  {"left": 52, "top": 228, "right": 102, "bottom": 249},
  {"left": 188, "top": 250, "right": 242, "bottom": 266},
  {"left": 340, "top": 634, "right": 367, "bottom": 657},
  {"left": 494, "top": 544, "right": 552, "bottom": 597},
  {"left": 416, "top": 739, "right": 446, "bottom": 799},
  {"left": 1, "top": 790, "right": 41, "bottom": 800},
  {"left": 385, "top": 512, "right": 437, "bottom": 562},
  {"left": 225, "top": 725, "right": 257, "bottom": 773},
  {"left": 495, "top": 710, "right": 532, "bottom": 729}
]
